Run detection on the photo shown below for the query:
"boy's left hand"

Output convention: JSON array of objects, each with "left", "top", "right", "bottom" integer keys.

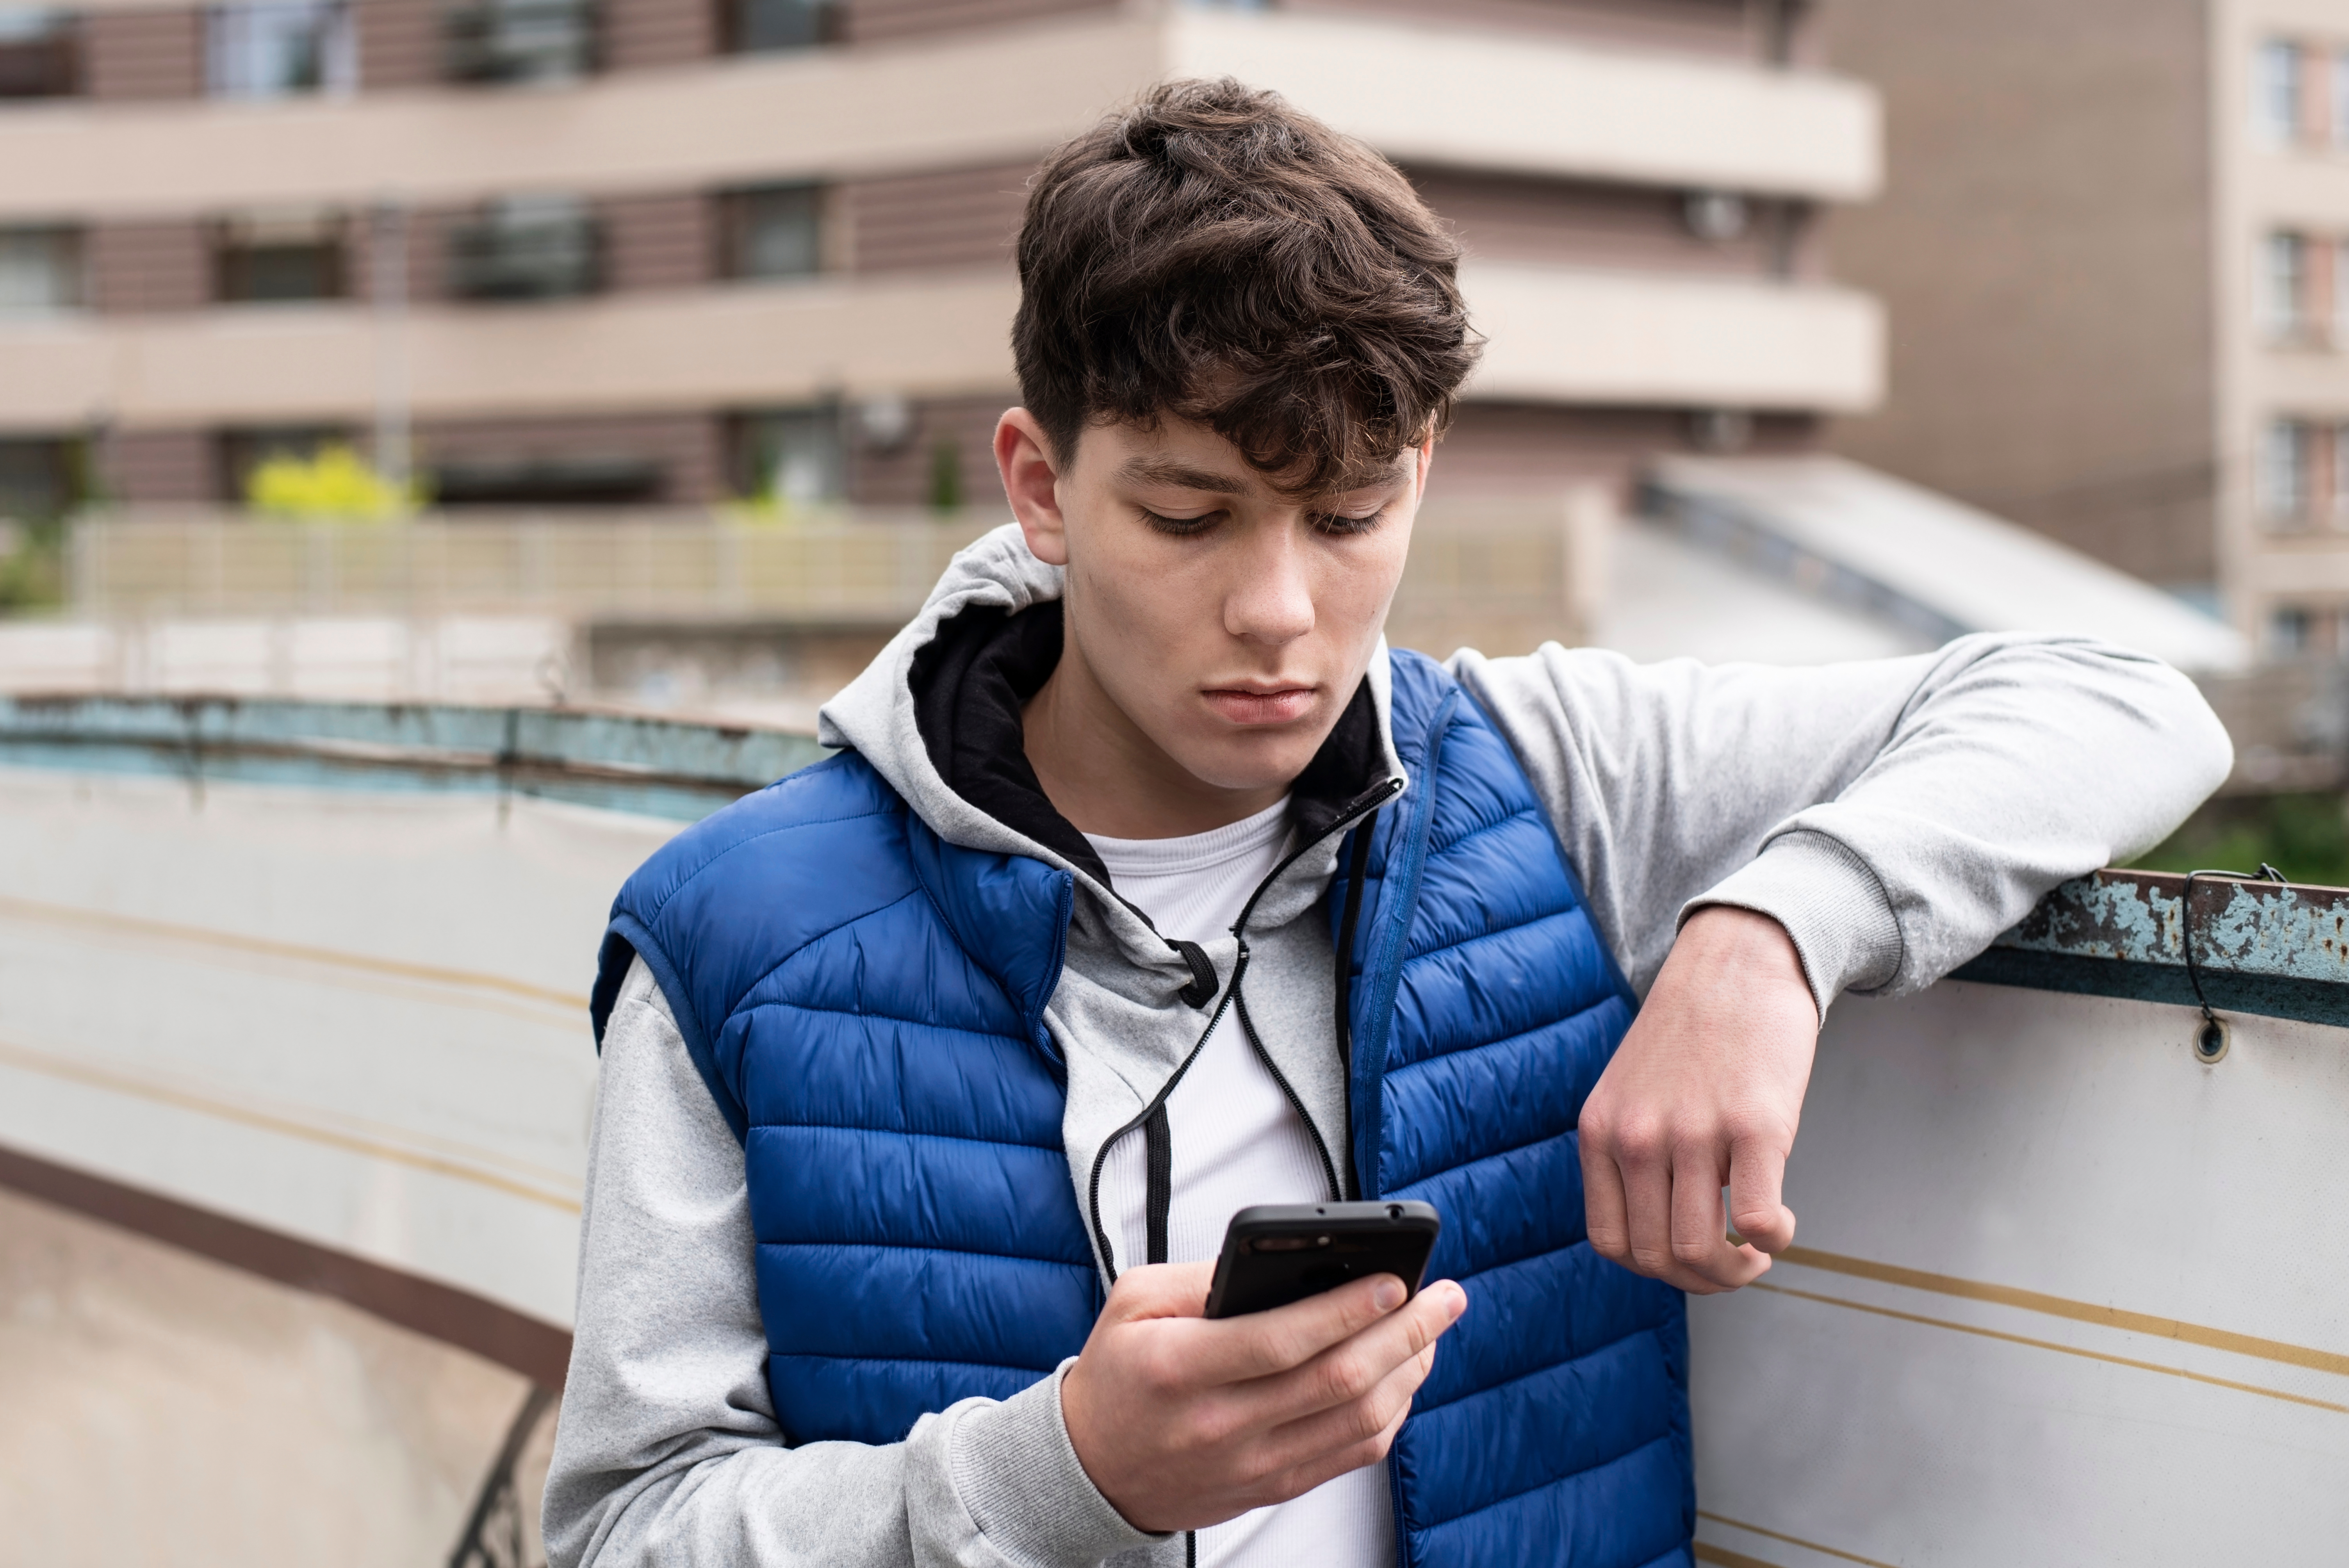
[{"left": 1575, "top": 905, "right": 1819, "bottom": 1294}]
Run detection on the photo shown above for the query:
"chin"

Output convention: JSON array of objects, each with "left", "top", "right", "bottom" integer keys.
[{"left": 1176, "top": 729, "right": 1326, "bottom": 795}]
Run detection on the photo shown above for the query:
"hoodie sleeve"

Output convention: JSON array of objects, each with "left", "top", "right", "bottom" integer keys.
[
  {"left": 1449, "top": 634, "right": 2233, "bottom": 1016},
  {"left": 542, "top": 958, "right": 1159, "bottom": 1568}
]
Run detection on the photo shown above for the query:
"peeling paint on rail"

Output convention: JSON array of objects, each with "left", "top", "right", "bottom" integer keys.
[{"left": 1957, "top": 869, "right": 2349, "bottom": 1028}]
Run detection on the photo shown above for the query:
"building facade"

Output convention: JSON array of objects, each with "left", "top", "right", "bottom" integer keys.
[
  {"left": 1824, "top": 0, "right": 2349, "bottom": 654},
  {"left": 0, "top": 0, "right": 1881, "bottom": 519}
]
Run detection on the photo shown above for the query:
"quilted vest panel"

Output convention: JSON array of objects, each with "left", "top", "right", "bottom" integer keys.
[
  {"left": 597, "top": 751, "right": 1101, "bottom": 1444},
  {"left": 1338, "top": 651, "right": 1693, "bottom": 1568}
]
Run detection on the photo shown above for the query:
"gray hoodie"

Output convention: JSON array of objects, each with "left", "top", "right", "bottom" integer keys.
[{"left": 544, "top": 523, "right": 2233, "bottom": 1568}]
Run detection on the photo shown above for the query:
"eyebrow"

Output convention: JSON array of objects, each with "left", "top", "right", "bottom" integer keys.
[
  {"left": 1116, "top": 454, "right": 1414, "bottom": 499},
  {"left": 1116, "top": 457, "right": 1254, "bottom": 494}
]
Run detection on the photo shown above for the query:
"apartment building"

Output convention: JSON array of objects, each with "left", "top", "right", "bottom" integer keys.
[
  {"left": 0, "top": 0, "right": 1881, "bottom": 520},
  {"left": 1823, "top": 0, "right": 2349, "bottom": 654}
]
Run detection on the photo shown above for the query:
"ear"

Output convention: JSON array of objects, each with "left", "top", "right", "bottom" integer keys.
[
  {"left": 996, "top": 408, "right": 1069, "bottom": 567},
  {"left": 1414, "top": 433, "right": 1436, "bottom": 497}
]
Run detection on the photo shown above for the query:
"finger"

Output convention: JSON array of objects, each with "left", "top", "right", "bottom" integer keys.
[
  {"left": 1101, "top": 1260, "right": 1217, "bottom": 1324},
  {"left": 1251, "top": 1335, "right": 1436, "bottom": 1504},
  {"left": 1182, "top": 1270, "right": 1415, "bottom": 1385},
  {"left": 1727, "top": 1135, "right": 1796, "bottom": 1255},
  {"left": 1618, "top": 1125, "right": 1678, "bottom": 1281},
  {"left": 1579, "top": 1122, "right": 1633, "bottom": 1265},
  {"left": 1244, "top": 1279, "right": 1465, "bottom": 1427},
  {"left": 1668, "top": 1140, "right": 1767, "bottom": 1294}
]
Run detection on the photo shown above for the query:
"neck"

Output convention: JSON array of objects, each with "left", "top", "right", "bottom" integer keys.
[{"left": 1022, "top": 646, "right": 1287, "bottom": 841}]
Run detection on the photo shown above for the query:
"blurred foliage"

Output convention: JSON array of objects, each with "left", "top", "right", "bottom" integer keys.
[
  {"left": 246, "top": 444, "right": 416, "bottom": 520},
  {"left": 0, "top": 518, "right": 66, "bottom": 612},
  {"left": 927, "top": 438, "right": 963, "bottom": 513},
  {"left": 2130, "top": 791, "right": 2349, "bottom": 890}
]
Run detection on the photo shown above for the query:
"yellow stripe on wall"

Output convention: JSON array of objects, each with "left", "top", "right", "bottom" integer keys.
[
  {"left": 0, "top": 894, "right": 589, "bottom": 1013},
  {"left": 1751, "top": 1281, "right": 2347, "bottom": 1414},
  {"left": 1777, "top": 1245, "right": 2349, "bottom": 1380}
]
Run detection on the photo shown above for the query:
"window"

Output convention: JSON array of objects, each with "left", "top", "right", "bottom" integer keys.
[
  {"left": 2261, "top": 231, "right": 2308, "bottom": 339},
  {"left": 737, "top": 407, "right": 844, "bottom": 504},
  {"left": 2259, "top": 39, "right": 2304, "bottom": 144},
  {"left": 2333, "top": 51, "right": 2349, "bottom": 146},
  {"left": 448, "top": 195, "right": 599, "bottom": 300},
  {"left": 0, "top": 226, "right": 78, "bottom": 311},
  {"left": 725, "top": 0, "right": 837, "bottom": 53},
  {"left": 2269, "top": 606, "right": 2313, "bottom": 656},
  {"left": 207, "top": 1, "right": 353, "bottom": 98},
  {"left": 724, "top": 184, "right": 823, "bottom": 280},
  {"left": 2262, "top": 418, "right": 2314, "bottom": 526},
  {"left": 0, "top": 437, "right": 78, "bottom": 521},
  {"left": 0, "top": 7, "right": 73, "bottom": 98},
  {"left": 217, "top": 209, "right": 344, "bottom": 302},
  {"left": 444, "top": 0, "right": 595, "bottom": 84}
]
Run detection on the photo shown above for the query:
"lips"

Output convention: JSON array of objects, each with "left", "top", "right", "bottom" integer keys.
[{"left": 1201, "top": 685, "right": 1318, "bottom": 725}]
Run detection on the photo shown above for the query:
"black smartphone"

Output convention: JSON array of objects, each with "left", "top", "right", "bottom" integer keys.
[{"left": 1203, "top": 1201, "right": 1442, "bottom": 1319}]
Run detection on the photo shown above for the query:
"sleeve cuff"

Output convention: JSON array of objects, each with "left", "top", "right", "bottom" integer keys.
[
  {"left": 945, "top": 1359, "right": 1164, "bottom": 1566},
  {"left": 1681, "top": 829, "right": 1903, "bottom": 1017}
]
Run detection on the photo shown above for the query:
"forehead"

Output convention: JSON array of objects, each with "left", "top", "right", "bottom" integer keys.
[{"left": 1076, "top": 414, "right": 1410, "bottom": 499}]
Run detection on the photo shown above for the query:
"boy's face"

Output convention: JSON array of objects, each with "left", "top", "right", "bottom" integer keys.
[{"left": 1000, "top": 407, "right": 1426, "bottom": 804}]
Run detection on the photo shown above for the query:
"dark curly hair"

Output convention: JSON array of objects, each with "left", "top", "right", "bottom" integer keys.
[{"left": 1012, "top": 78, "right": 1481, "bottom": 497}]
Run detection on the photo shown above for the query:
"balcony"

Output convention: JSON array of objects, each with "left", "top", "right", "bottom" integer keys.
[
  {"left": 0, "top": 7, "right": 1877, "bottom": 221},
  {"left": 446, "top": 198, "right": 599, "bottom": 301},
  {"left": 442, "top": 0, "right": 597, "bottom": 85},
  {"left": 0, "top": 258, "right": 1879, "bottom": 426}
]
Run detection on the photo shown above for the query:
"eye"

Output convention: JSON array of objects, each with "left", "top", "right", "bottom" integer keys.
[
  {"left": 1311, "top": 503, "right": 1389, "bottom": 538},
  {"left": 1139, "top": 507, "right": 1218, "bottom": 537}
]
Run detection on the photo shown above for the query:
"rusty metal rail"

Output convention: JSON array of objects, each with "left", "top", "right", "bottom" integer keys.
[{"left": 1955, "top": 868, "right": 2349, "bottom": 1028}]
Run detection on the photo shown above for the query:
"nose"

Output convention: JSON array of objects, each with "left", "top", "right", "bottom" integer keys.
[{"left": 1223, "top": 517, "right": 1317, "bottom": 648}]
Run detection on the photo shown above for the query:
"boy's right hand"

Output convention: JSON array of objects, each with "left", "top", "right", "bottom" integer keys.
[{"left": 1058, "top": 1262, "right": 1468, "bottom": 1534}]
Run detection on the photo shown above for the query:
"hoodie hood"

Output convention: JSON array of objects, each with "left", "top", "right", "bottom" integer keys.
[{"left": 818, "top": 521, "right": 1405, "bottom": 971}]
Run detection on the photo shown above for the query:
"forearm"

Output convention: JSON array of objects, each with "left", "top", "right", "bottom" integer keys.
[
  {"left": 547, "top": 959, "right": 1153, "bottom": 1568},
  {"left": 1455, "top": 633, "right": 2233, "bottom": 1010}
]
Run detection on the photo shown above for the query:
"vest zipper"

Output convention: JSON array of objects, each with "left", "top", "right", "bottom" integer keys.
[{"left": 1082, "top": 776, "right": 1402, "bottom": 1284}]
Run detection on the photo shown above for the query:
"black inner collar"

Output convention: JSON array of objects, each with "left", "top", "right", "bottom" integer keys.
[{"left": 909, "top": 599, "right": 1388, "bottom": 892}]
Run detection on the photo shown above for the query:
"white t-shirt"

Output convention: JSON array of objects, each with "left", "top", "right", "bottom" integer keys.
[{"left": 1086, "top": 798, "right": 1394, "bottom": 1568}]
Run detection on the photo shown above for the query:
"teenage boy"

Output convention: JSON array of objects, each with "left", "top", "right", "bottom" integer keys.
[{"left": 547, "top": 80, "right": 2230, "bottom": 1568}]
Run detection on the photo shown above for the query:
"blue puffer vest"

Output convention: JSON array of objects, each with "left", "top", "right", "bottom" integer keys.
[{"left": 593, "top": 647, "right": 1693, "bottom": 1568}]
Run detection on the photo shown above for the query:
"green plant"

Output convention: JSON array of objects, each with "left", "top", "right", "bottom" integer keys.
[
  {"left": 2131, "top": 791, "right": 2349, "bottom": 890},
  {"left": 927, "top": 437, "right": 962, "bottom": 514},
  {"left": 0, "top": 517, "right": 65, "bottom": 611}
]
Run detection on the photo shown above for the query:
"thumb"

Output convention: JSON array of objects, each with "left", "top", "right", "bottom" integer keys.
[{"left": 1727, "top": 1139, "right": 1797, "bottom": 1255}]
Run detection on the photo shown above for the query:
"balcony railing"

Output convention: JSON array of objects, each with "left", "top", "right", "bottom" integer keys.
[
  {"left": 61, "top": 499, "right": 1609, "bottom": 654},
  {"left": 446, "top": 203, "right": 599, "bottom": 300},
  {"left": 442, "top": 0, "right": 595, "bottom": 84}
]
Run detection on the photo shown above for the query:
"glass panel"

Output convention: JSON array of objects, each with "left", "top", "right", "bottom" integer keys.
[
  {"left": 2262, "top": 232, "right": 2305, "bottom": 339},
  {"left": 2262, "top": 418, "right": 2310, "bottom": 526},
  {"left": 0, "top": 227, "right": 78, "bottom": 312},
  {"left": 0, "top": 437, "right": 76, "bottom": 521},
  {"left": 444, "top": 0, "right": 595, "bottom": 84},
  {"left": 2259, "top": 38, "right": 2303, "bottom": 143},
  {"left": 448, "top": 195, "right": 599, "bottom": 299},
  {"left": 207, "top": 2, "right": 354, "bottom": 98},
  {"left": 220, "top": 209, "right": 344, "bottom": 302},
  {"left": 740, "top": 408, "right": 844, "bottom": 504},
  {"left": 731, "top": 185, "right": 822, "bottom": 280},
  {"left": 729, "top": 0, "right": 833, "bottom": 53},
  {"left": 0, "top": 7, "right": 73, "bottom": 98}
]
